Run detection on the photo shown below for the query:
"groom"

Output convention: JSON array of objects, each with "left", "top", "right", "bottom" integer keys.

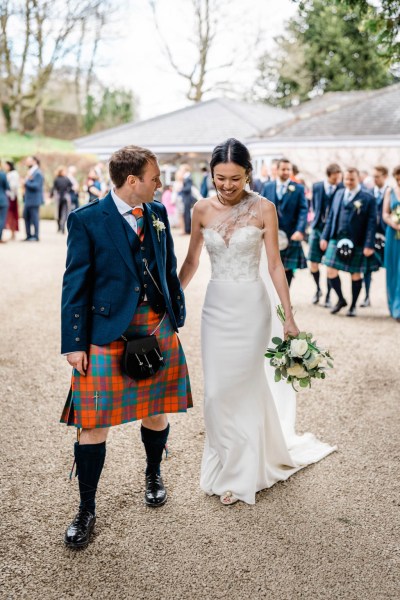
[{"left": 61, "top": 145, "right": 192, "bottom": 548}]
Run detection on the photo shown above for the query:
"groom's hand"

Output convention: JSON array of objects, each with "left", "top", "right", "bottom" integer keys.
[{"left": 66, "top": 351, "right": 88, "bottom": 376}]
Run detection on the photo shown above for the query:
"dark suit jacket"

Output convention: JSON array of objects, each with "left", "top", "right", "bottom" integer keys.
[
  {"left": 61, "top": 193, "right": 185, "bottom": 354},
  {"left": 24, "top": 168, "right": 44, "bottom": 207},
  {"left": 262, "top": 180, "right": 308, "bottom": 236},
  {"left": 311, "top": 181, "right": 344, "bottom": 229},
  {"left": 0, "top": 171, "right": 10, "bottom": 208},
  {"left": 321, "top": 188, "right": 377, "bottom": 249}
]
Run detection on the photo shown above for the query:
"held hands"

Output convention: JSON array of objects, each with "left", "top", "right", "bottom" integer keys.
[
  {"left": 290, "top": 231, "right": 304, "bottom": 242},
  {"left": 283, "top": 315, "right": 300, "bottom": 340},
  {"left": 320, "top": 240, "right": 328, "bottom": 252},
  {"left": 363, "top": 248, "right": 375, "bottom": 257},
  {"left": 66, "top": 351, "right": 88, "bottom": 376}
]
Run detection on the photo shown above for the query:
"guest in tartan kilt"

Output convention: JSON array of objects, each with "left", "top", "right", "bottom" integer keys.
[
  {"left": 61, "top": 146, "right": 192, "bottom": 549},
  {"left": 321, "top": 167, "right": 377, "bottom": 317},
  {"left": 262, "top": 158, "right": 308, "bottom": 287},
  {"left": 308, "top": 164, "right": 343, "bottom": 307},
  {"left": 360, "top": 165, "right": 389, "bottom": 307}
]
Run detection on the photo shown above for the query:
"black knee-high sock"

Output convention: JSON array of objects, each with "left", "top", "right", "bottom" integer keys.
[
  {"left": 351, "top": 279, "right": 362, "bottom": 309},
  {"left": 285, "top": 270, "right": 294, "bottom": 287},
  {"left": 141, "top": 424, "right": 170, "bottom": 476},
  {"left": 363, "top": 271, "right": 372, "bottom": 299},
  {"left": 75, "top": 441, "right": 106, "bottom": 515},
  {"left": 311, "top": 270, "right": 320, "bottom": 291},
  {"left": 326, "top": 277, "right": 332, "bottom": 301},
  {"left": 329, "top": 275, "right": 344, "bottom": 302}
]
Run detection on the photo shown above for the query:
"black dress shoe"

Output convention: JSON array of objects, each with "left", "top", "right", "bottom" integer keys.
[
  {"left": 346, "top": 307, "right": 357, "bottom": 317},
  {"left": 330, "top": 298, "right": 348, "bottom": 314},
  {"left": 359, "top": 297, "right": 371, "bottom": 307},
  {"left": 312, "top": 289, "right": 322, "bottom": 304},
  {"left": 145, "top": 473, "right": 167, "bottom": 507},
  {"left": 324, "top": 298, "right": 332, "bottom": 309},
  {"left": 64, "top": 509, "right": 96, "bottom": 549}
]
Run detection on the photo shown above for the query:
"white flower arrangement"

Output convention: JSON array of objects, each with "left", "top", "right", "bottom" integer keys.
[
  {"left": 353, "top": 200, "right": 362, "bottom": 214},
  {"left": 288, "top": 184, "right": 296, "bottom": 192},
  {"left": 265, "top": 305, "right": 334, "bottom": 390},
  {"left": 151, "top": 214, "right": 166, "bottom": 241}
]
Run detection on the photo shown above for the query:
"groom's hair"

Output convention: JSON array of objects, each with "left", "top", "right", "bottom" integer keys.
[{"left": 109, "top": 145, "right": 157, "bottom": 188}]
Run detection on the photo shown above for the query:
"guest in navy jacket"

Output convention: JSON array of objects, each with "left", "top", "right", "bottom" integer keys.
[
  {"left": 262, "top": 158, "right": 308, "bottom": 287},
  {"left": 308, "top": 163, "right": 343, "bottom": 307},
  {"left": 23, "top": 156, "right": 44, "bottom": 242},
  {"left": 0, "top": 168, "right": 10, "bottom": 243},
  {"left": 320, "top": 167, "right": 378, "bottom": 317}
]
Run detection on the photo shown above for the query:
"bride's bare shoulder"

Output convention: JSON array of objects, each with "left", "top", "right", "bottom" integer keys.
[{"left": 193, "top": 196, "right": 218, "bottom": 215}]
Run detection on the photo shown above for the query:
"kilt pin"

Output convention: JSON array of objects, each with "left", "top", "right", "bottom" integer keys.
[{"left": 60, "top": 192, "right": 192, "bottom": 428}]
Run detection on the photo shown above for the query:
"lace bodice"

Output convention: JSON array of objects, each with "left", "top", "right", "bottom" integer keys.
[{"left": 202, "top": 193, "right": 265, "bottom": 281}]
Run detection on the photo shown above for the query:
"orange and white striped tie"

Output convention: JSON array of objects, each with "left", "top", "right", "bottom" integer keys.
[{"left": 132, "top": 207, "right": 144, "bottom": 241}]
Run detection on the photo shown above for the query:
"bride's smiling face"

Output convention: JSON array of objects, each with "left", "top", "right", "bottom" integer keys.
[{"left": 213, "top": 162, "right": 248, "bottom": 204}]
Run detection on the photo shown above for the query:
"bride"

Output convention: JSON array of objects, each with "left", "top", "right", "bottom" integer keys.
[{"left": 179, "top": 139, "right": 336, "bottom": 505}]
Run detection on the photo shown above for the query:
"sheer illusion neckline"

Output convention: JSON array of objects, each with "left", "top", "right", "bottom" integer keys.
[{"left": 202, "top": 192, "right": 264, "bottom": 246}]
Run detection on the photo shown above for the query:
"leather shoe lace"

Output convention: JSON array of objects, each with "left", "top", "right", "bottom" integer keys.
[
  {"left": 64, "top": 509, "right": 96, "bottom": 549},
  {"left": 145, "top": 473, "right": 167, "bottom": 507}
]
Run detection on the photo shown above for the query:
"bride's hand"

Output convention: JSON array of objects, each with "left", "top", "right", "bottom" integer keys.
[{"left": 283, "top": 316, "right": 300, "bottom": 339}]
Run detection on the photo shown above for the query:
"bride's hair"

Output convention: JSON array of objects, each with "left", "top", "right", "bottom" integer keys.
[{"left": 210, "top": 138, "right": 253, "bottom": 179}]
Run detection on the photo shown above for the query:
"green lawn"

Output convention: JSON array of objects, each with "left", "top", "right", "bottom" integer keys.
[{"left": 0, "top": 132, "right": 74, "bottom": 159}]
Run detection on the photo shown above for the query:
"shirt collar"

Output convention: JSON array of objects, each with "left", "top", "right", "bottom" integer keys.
[
  {"left": 374, "top": 185, "right": 386, "bottom": 195},
  {"left": 111, "top": 187, "right": 143, "bottom": 215},
  {"left": 324, "top": 180, "right": 336, "bottom": 191},
  {"left": 345, "top": 184, "right": 361, "bottom": 199},
  {"left": 276, "top": 178, "right": 289, "bottom": 187}
]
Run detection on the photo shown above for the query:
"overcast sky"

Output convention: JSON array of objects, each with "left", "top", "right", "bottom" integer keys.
[{"left": 97, "top": 0, "right": 297, "bottom": 120}]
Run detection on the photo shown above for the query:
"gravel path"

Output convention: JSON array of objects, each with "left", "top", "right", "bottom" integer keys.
[{"left": 0, "top": 221, "right": 399, "bottom": 600}]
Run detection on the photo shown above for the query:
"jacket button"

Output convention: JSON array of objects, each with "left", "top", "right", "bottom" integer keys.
[
  {"left": 75, "top": 314, "right": 80, "bottom": 318},
  {"left": 100, "top": 307, "right": 105, "bottom": 312},
  {"left": 75, "top": 337, "right": 80, "bottom": 342},
  {"left": 141, "top": 246, "right": 145, "bottom": 251},
  {"left": 91, "top": 306, "right": 95, "bottom": 310},
  {"left": 73, "top": 325, "right": 78, "bottom": 330},
  {"left": 144, "top": 271, "right": 147, "bottom": 276},
  {"left": 144, "top": 284, "right": 148, "bottom": 288},
  {"left": 177, "top": 295, "right": 181, "bottom": 299},
  {"left": 134, "top": 286, "right": 140, "bottom": 292}
]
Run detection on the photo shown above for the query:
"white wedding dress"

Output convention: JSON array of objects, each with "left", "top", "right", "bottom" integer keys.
[{"left": 200, "top": 192, "right": 336, "bottom": 504}]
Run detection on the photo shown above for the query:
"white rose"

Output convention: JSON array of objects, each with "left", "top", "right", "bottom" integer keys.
[
  {"left": 304, "top": 352, "right": 322, "bottom": 370},
  {"left": 290, "top": 338, "right": 308, "bottom": 357},
  {"left": 287, "top": 363, "right": 308, "bottom": 378},
  {"left": 272, "top": 356, "right": 287, "bottom": 367}
]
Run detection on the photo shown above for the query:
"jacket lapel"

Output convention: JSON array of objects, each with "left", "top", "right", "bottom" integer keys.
[
  {"left": 102, "top": 192, "right": 138, "bottom": 277},
  {"left": 144, "top": 203, "right": 166, "bottom": 273},
  {"left": 332, "top": 188, "right": 344, "bottom": 234}
]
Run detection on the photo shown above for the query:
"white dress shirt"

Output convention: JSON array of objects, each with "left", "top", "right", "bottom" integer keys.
[{"left": 111, "top": 187, "right": 143, "bottom": 234}]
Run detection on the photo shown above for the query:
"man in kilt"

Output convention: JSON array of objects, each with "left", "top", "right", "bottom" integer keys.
[
  {"left": 360, "top": 165, "right": 388, "bottom": 307},
  {"left": 320, "top": 167, "right": 378, "bottom": 317},
  {"left": 308, "top": 163, "right": 343, "bottom": 307},
  {"left": 60, "top": 146, "right": 192, "bottom": 548},
  {"left": 262, "top": 158, "right": 308, "bottom": 287}
]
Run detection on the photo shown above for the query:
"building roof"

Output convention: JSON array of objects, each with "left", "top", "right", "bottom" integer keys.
[
  {"left": 259, "top": 84, "right": 400, "bottom": 140},
  {"left": 74, "top": 98, "right": 293, "bottom": 155}
]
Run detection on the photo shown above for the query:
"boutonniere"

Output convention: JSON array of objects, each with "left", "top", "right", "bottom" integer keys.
[
  {"left": 151, "top": 214, "right": 166, "bottom": 241},
  {"left": 288, "top": 184, "right": 296, "bottom": 192},
  {"left": 353, "top": 200, "right": 362, "bottom": 214}
]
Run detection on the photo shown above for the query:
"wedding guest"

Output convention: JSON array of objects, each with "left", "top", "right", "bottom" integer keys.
[
  {"left": 360, "top": 169, "right": 374, "bottom": 191},
  {"left": 23, "top": 156, "right": 44, "bottom": 242},
  {"left": 161, "top": 184, "right": 177, "bottom": 226},
  {"left": 270, "top": 158, "right": 279, "bottom": 181},
  {"left": 262, "top": 158, "right": 308, "bottom": 287},
  {"left": 308, "top": 163, "right": 343, "bottom": 306},
  {"left": 360, "top": 165, "right": 389, "bottom": 307},
  {"left": 320, "top": 167, "right": 378, "bottom": 317},
  {"left": 382, "top": 165, "right": 400, "bottom": 322},
  {"left": 51, "top": 166, "right": 73, "bottom": 234},
  {"left": 67, "top": 166, "right": 80, "bottom": 210},
  {"left": 4, "top": 161, "right": 20, "bottom": 240},
  {"left": 200, "top": 167, "right": 212, "bottom": 198},
  {"left": 86, "top": 169, "right": 102, "bottom": 203},
  {"left": 180, "top": 165, "right": 195, "bottom": 235},
  {"left": 251, "top": 163, "right": 269, "bottom": 194},
  {"left": 0, "top": 166, "right": 10, "bottom": 243}
]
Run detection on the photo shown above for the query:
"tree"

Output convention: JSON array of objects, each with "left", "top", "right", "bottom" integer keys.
[
  {"left": 255, "top": 0, "right": 396, "bottom": 107},
  {"left": 149, "top": 0, "right": 232, "bottom": 102},
  {"left": 84, "top": 88, "right": 137, "bottom": 134},
  {"left": 0, "top": 0, "right": 114, "bottom": 133}
]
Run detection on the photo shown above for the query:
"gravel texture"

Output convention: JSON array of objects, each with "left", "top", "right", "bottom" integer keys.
[{"left": 0, "top": 221, "right": 399, "bottom": 600}]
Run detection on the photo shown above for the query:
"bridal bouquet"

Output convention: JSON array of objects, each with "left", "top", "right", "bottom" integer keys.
[
  {"left": 265, "top": 305, "right": 334, "bottom": 390},
  {"left": 390, "top": 205, "right": 400, "bottom": 239}
]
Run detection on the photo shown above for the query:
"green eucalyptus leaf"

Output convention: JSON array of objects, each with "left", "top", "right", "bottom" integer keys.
[{"left": 272, "top": 337, "right": 283, "bottom": 345}]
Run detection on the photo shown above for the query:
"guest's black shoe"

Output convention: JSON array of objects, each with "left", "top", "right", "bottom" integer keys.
[
  {"left": 324, "top": 298, "right": 332, "bottom": 309},
  {"left": 346, "top": 307, "right": 357, "bottom": 317},
  {"left": 359, "top": 297, "right": 370, "bottom": 307},
  {"left": 145, "top": 473, "right": 167, "bottom": 507},
  {"left": 64, "top": 509, "right": 96, "bottom": 549},
  {"left": 330, "top": 299, "right": 347, "bottom": 314},
  {"left": 312, "top": 290, "right": 322, "bottom": 304}
]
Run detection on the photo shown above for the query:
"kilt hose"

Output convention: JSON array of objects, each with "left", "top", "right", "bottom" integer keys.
[
  {"left": 60, "top": 303, "right": 192, "bottom": 429},
  {"left": 322, "top": 240, "right": 381, "bottom": 274},
  {"left": 307, "top": 227, "right": 325, "bottom": 264},
  {"left": 281, "top": 240, "right": 307, "bottom": 271}
]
